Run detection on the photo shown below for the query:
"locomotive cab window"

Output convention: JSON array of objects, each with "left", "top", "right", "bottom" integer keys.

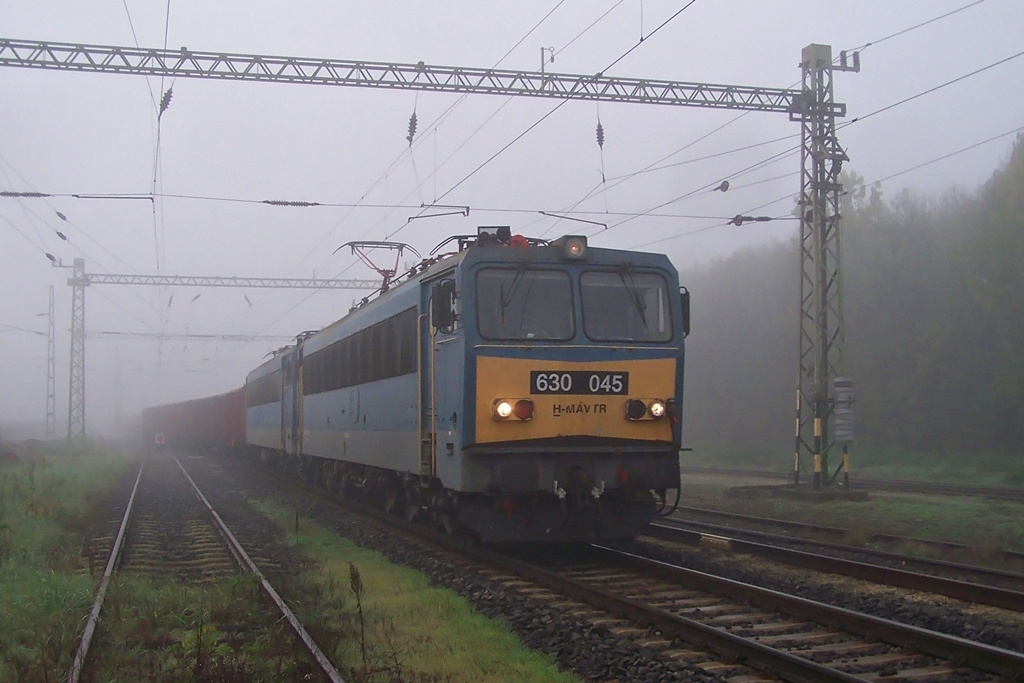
[
  {"left": 581, "top": 270, "right": 672, "bottom": 342},
  {"left": 476, "top": 268, "right": 574, "bottom": 341}
]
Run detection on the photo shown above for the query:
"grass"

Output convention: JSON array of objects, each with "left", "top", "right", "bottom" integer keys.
[
  {"left": 1, "top": 441, "right": 579, "bottom": 682},
  {"left": 83, "top": 572, "right": 319, "bottom": 681},
  {"left": 253, "top": 499, "right": 580, "bottom": 682},
  {"left": 0, "top": 568, "right": 95, "bottom": 678},
  {"left": 0, "top": 443, "right": 332, "bottom": 681},
  {"left": 678, "top": 445, "right": 1024, "bottom": 554},
  {"left": 0, "top": 439, "right": 140, "bottom": 682}
]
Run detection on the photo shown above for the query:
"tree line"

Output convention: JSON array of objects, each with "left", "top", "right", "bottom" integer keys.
[{"left": 679, "top": 134, "right": 1024, "bottom": 461}]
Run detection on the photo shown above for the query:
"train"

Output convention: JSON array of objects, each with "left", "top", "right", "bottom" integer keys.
[{"left": 142, "top": 227, "right": 689, "bottom": 543}]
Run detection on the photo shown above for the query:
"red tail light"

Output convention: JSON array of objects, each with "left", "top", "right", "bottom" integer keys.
[{"left": 513, "top": 399, "right": 534, "bottom": 420}]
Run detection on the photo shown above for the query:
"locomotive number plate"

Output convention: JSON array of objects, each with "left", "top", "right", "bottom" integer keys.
[{"left": 530, "top": 371, "right": 629, "bottom": 395}]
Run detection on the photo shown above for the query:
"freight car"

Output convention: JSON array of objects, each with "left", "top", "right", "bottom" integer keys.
[
  {"left": 141, "top": 388, "right": 245, "bottom": 453},
  {"left": 146, "top": 228, "right": 689, "bottom": 543}
]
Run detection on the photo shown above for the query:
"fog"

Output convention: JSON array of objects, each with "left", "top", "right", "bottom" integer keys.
[{"left": 1, "top": 1, "right": 1022, "bottom": 439}]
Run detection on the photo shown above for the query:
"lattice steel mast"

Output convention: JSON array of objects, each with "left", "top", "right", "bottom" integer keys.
[
  {"left": 67, "top": 258, "right": 86, "bottom": 442},
  {"left": 4, "top": 38, "right": 857, "bottom": 475},
  {"left": 46, "top": 284, "right": 56, "bottom": 439},
  {"left": 59, "top": 262, "right": 377, "bottom": 442},
  {"left": 794, "top": 45, "right": 859, "bottom": 487},
  {"left": 0, "top": 38, "right": 805, "bottom": 112}
]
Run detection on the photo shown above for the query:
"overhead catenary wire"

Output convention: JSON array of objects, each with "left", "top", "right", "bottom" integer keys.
[
  {"left": 841, "top": 48, "right": 1024, "bottom": 128},
  {"left": 149, "top": 0, "right": 175, "bottom": 274},
  {"left": 8, "top": 31, "right": 1016, "bottom": 252},
  {"left": 553, "top": 0, "right": 1004, "bottom": 240},
  {"left": 846, "top": 0, "right": 989, "bottom": 54},
  {"left": 280, "top": 0, "right": 572, "bottom": 280},
  {"left": 0, "top": 322, "right": 46, "bottom": 336},
  {"left": 382, "top": 0, "right": 630, "bottom": 239},
  {"left": 254, "top": 0, "right": 645, "bottom": 335},
  {"left": 120, "top": 0, "right": 159, "bottom": 111},
  {"left": 19, "top": 38, "right": 1020, "bottom": 238},
  {"left": 0, "top": 153, "right": 169, "bottom": 322},
  {"left": 372, "top": 1, "right": 694, "bottom": 243},
  {"left": 400, "top": 0, "right": 701, "bottom": 240},
  {"left": 628, "top": 125, "right": 1024, "bottom": 251},
  {"left": 571, "top": 41, "right": 1024, "bottom": 241}
]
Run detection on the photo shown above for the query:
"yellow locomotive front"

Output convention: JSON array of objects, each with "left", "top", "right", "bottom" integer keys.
[{"left": 475, "top": 356, "right": 678, "bottom": 445}]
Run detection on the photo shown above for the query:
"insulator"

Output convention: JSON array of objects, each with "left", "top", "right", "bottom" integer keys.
[
  {"left": 596, "top": 121, "right": 605, "bottom": 149},
  {"left": 261, "top": 199, "right": 321, "bottom": 207},
  {"left": 159, "top": 87, "right": 173, "bottom": 116},
  {"left": 56, "top": 210, "right": 68, "bottom": 221},
  {"left": 406, "top": 111, "right": 418, "bottom": 145},
  {"left": 1, "top": 190, "right": 48, "bottom": 197}
]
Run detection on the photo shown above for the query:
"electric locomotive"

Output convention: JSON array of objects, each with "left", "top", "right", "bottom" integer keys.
[{"left": 245, "top": 227, "right": 688, "bottom": 543}]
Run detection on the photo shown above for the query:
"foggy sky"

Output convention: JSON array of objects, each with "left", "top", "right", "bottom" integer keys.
[{"left": 1, "top": 1, "right": 1022, "bottom": 437}]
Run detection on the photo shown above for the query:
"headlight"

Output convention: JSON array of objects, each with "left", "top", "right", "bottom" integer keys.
[
  {"left": 625, "top": 398, "right": 667, "bottom": 421},
  {"left": 648, "top": 400, "right": 666, "bottom": 419},
  {"left": 563, "top": 235, "right": 587, "bottom": 259},
  {"left": 551, "top": 235, "right": 588, "bottom": 260},
  {"left": 494, "top": 400, "right": 514, "bottom": 419},
  {"left": 625, "top": 399, "right": 648, "bottom": 420},
  {"left": 493, "top": 398, "right": 534, "bottom": 421}
]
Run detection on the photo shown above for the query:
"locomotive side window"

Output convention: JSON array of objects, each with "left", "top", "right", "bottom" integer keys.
[
  {"left": 476, "top": 268, "right": 574, "bottom": 341},
  {"left": 581, "top": 270, "right": 672, "bottom": 342},
  {"left": 303, "top": 306, "right": 417, "bottom": 395},
  {"left": 245, "top": 371, "right": 281, "bottom": 406}
]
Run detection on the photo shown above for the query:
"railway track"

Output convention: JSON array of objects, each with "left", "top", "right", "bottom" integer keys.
[
  {"left": 525, "top": 544, "right": 1024, "bottom": 681},
  {"left": 666, "top": 504, "right": 1024, "bottom": 566},
  {"left": 679, "top": 465, "right": 1024, "bottom": 502},
  {"left": 252, "top": 455, "right": 1024, "bottom": 682},
  {"left": 70, "top": 451, "right": 344, "bottom": 683},
  {"left": 645, "top": 517, "right": 1024, "bottom": 612}
]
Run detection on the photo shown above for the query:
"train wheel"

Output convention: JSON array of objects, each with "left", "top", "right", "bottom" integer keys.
[
  {"left": 382, "top": 478, "right": 401, "bottom": 514},
  {"left": 403, "top": 484, "right": 421, "bottom": 522},
  {"left": 430, "top": 490, "right": 459, "bottom": 535},
  {"left": 435, "top": 509, "right": 456, "bottom": 535}
]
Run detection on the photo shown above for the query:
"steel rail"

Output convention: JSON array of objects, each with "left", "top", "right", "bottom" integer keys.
[
  {"left": 596, "top": 545, "right": 1024, "bottom": 679},
  {"left": 658, "top": 515, "right": 1024, "bottom": 581},
  {"left": 173, "top": 456, "right": 345, "bottom": 683},
  {"left": 294, "top": 482, "right": 864, "bottom": 681},
  {"left": 647, "top": 521, "right": 1024, "bottom": 612},
  {"left": 671, "top": 504, "right": 1024, "bottom": 562},
  {"left": 475, "top": 546, "right": 867, "bottom": 683},
  {"left": 258, "top": 468, "right": 862, "bottom": 681},
  {"left": 68, "top": 461, "right": 145, "bottom": 683},
  {"left": 259, "top": 458, "right": 1024, "bottom": 681}
]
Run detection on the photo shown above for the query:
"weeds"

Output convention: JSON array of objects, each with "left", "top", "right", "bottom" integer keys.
[{"left": 351, "top": 561, "right": 369, "bottom": 674}]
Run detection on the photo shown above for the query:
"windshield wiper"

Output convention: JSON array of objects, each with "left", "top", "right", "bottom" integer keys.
[
  {"left": 498, "top": 267, "right": 526, "bottom": 323},
  {"left": 618, "top": 264, "right": 648, "bottom": 327}
]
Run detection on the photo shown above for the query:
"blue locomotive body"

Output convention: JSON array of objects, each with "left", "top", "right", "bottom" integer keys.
[{"left": 240, "top": 232, "right": 687, "bottom": 542}]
